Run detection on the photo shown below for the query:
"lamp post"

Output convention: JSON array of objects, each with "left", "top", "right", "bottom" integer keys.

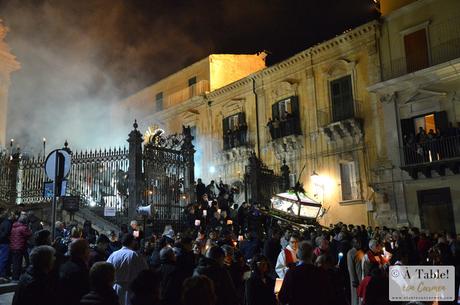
[{"left": 43, "top": 138, "right": 46, "bottom": 157}]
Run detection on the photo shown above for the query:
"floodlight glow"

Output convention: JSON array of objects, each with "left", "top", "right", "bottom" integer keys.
[{"left": 209, "top": 166, "right": 216, "bottom": 174}]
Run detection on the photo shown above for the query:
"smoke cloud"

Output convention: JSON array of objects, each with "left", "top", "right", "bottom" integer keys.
[
  {"left": 1, "top": 0, "right": 377, "bottom": 156},
  {"left": 1, "top": 0, "right": 215, "bottom": 154}
]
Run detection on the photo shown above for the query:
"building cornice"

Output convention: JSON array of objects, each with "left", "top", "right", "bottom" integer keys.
[
  {"left": 207, "top": 20, "right": 380, "bottom": 99},
  {"left": 384, "top": 0, "right": 436, "bottom": 21},
  {"left": 368, "top": 57, "right": 460, "bottom": 94}
]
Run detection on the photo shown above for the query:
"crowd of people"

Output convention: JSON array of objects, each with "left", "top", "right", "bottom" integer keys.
[
  {"left": 0, "top": 178, "right": 459, "bottom": 305},
  {"left": 266, "top": 111, "right": 299, "bottom": 140},
  {"left": 223, "top": 122, "right": 248, "bottom": 150},
  {"left": 403, "top": 123, "right": 460, "bottom": 164}
]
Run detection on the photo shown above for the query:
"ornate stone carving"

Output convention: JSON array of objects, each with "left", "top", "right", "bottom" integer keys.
[
  {"left": 321, "top": 118, "right": 363, "bottom": 143},
  {"left": 215, "top": 146, "right": 254, "bottom": 165},
  {"left": 271, "top": 81, "right": 298, "bottom": 100},
  {"left": 267, "top": 135, "right": 304, "bottom": 161},
  {"left": 324, "top": 58, "right": 356, "bottom": 77}
]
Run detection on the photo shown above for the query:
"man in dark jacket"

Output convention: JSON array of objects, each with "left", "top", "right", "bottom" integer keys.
[
  {"left": 194, "top": 246, "right": 239, "bottom": 305},
  {"left": 58, "top": 239, "right": 90, "bottom": 305},
  {"left": 263, "top": 229, "right": 281, "bottom": 279},
  {"left": 12, "top": 245, "right": 56, "bottom": 305},
  {"left": 196, "top": 178, "right": 207, "bottom": 202},
  {"left": 279, "top": 241, "right": 332, "bottom": 305},
  {"left": 156, "top": 247, "right": 182, "bottom": 305},
  {"left": 0, "top": 210, "right": 14, "bottom": 279},
  {"left": 88, "top": 234, "right": 110, "bottom": 268},
  {"left": 80, "top": 262, "right": 119, "bottom": 305}
]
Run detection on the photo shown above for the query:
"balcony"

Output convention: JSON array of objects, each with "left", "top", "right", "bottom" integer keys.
[
  {"left": 401, "top": 135, "right": 460, "bottom": 179},
  {"left": 382, "top": 17, "right": 460, "bottom": 81},
  {"left": 267, "top": 116, "right": 301, "bottom": 141},
  {"left": 164, "top": 80, "right": 210, "bottom": 108},
  {"left": 318, "top": 100, "right": 364, "bottom": 142},
  {"left": 223, "top": 127, "right": 248, "bottom": 150}
]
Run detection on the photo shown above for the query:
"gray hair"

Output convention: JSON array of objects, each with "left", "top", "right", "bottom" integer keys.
[
  {"left": 297, "top": 241, "right": 314, "bottom": 262},
  {"left": 30, "top": 245, "right": 55, "bottom": 272},
  {"left": 368, "top": 239, "right": 379, "bottom": 251}
]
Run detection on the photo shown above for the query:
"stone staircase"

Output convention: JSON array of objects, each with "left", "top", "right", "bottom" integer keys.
[{"left": 69, "top": 207, "right": 122, "bottom": 235}]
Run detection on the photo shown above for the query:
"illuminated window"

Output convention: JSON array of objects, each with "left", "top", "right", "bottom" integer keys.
[{"left": 155, "top": 92, "right": 163, "bottom": 112}]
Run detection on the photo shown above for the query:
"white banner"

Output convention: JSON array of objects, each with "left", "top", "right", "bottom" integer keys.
[{"left": 389, "top": 265, "right": 455, "bottom": 302}]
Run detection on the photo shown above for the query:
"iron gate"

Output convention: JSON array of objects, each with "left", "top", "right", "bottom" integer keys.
[{"left": 244, "top": 152, "right": 290, "bottom": 206}]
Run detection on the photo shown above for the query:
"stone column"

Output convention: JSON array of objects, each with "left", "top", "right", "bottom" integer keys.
[{"left": 127, "top": 120, "right": 143, "bottom": 220}]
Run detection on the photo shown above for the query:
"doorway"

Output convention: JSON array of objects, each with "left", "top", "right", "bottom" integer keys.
[{"left": 417, "top": 187, "right": 456, "bottom": 233}]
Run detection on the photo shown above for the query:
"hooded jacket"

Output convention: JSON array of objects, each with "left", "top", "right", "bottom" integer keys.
[{"left": 10, "top": 221, "right": 32, "bottom": 251}]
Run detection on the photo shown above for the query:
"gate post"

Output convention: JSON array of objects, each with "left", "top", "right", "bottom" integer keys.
[
  {"left": 8, "top": 149, "right": 20, "bottom": 205},
  {"left": 280, "top": 159, "right": 290, "bottom": 192},
  {"left": 181, "top": 126, "right": 195, "bottom": 204},
  {"left": 127, "top": 120, "right": 143, "bottom": 221},
  {"left": 245, "top": 152, "right": 261, "bottom": 204}
]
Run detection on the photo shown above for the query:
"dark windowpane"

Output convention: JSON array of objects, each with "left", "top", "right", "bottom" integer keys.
[
  {"left": 188, "top": 77, "right": 197, "bottom": 87},
  {"left": 331, "top": 75, "right": 354, "bottom": 122}
]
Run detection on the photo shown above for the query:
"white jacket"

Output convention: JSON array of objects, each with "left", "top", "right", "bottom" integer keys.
[{"left": 275, "top": 245, "right": 298, "bottom": 279}]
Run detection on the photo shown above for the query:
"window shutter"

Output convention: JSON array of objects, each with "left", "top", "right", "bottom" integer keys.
[
  {"left": 434, "top": 111, "right": 448, "bottom": 133},
  {"left": 340, "top": 163, "right": 352, "bottom": 201},
  {"left": 400, "top": 118, "right": 416, "bottom": 138},
  {"left": 404, "top": 29, "right": 429, "bottom": 73},
  {"left": 290, "top": 96, "right": 301, "bottom": 134},
  {"left": 272, "top": 103, "right": 280, "bottom": 119},
  {"left": 238, "top": 112, "right": 246, "bottom": 125},
  {"left": 223, "top": 117, "right": 229, "bottom": 133},
  {"left": 341, "top": 76, "right": 354, "bottom": 119}
]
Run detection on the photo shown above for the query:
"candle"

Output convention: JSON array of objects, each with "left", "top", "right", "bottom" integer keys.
[
  {"left": 194, "top": 219, "right": 201, "bottom": 226},
  {"left": 217, "top": 209, "right": 221, "bottom": 214},
  {"left": 338, "top": 252, "right": 344, "bottom": 264},
  {"left": 227, "top": 219, "right": 233, "bottom": 225},
  {"left": 10, "top": 139, "right": 14, "bottom": 147},
  {"left": 238, "top": 235, "right": 244, "bottom": 241},
  {"left": 274, "top": 278, "right": 283, "bottom": 294},
  {"left": 390, "top": 242, "right": 394, "bottom": 249},
  {"left": 203, "top": 210, "right": 207, "bottom": 216}
]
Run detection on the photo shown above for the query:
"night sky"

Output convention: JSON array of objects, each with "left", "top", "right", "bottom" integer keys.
[{"left": 0, "top": 0, "right": 379, "bottom": 152}]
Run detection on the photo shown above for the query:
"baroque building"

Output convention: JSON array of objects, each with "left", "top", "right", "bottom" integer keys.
[
  {"left": 0, "top": 20, "right": 20, "bottom": 148},
  {"left": 117, "top": 21, "right": 383, "bottom": 226},
  {"left": 369, "top": 0, "right": 460, "bottom": 232}
]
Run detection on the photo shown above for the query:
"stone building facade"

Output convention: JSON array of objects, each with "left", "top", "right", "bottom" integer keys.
[
  {"left": 0, "top": 20, "right": 20, "bottom": 148},
  {"left": 369, "top": 0, "right": 460, "bottom": 231},
  {"left": 118, "top": 21, "right": 383, "bottom": 226}
]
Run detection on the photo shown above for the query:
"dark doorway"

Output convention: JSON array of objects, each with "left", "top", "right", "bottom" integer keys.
[{"left": 417, "top": 187, "right": 456, "bottom": 233}]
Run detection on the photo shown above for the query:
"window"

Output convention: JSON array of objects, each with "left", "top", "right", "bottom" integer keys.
[
  {"left": 404, "top": 29, "right": 429, "bottom": 73},
  {"left": 269, "top": 96, "right": 300, "bottom": 139},
  {"left": 222, "top": 112, "right": 247, "bottom": 149},
  {"left": 188, "top": 77, "right": 197, "bottom": 87},
  {"left": 340, "top": 162, "right": 358, "bottom": 201},
  {"left": 155, "top": 92, "right": 163, "bottom": 112},
  {"left": 330, "top": 75, "right": 354, "bottom": 122},
  {"left": 400, "top": 111, "right": 448, "bottom": 138}
]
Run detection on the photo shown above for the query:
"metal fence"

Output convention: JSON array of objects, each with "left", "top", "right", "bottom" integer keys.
[{"left": 0, "top": 122, "right": 195, "bottom": 232}]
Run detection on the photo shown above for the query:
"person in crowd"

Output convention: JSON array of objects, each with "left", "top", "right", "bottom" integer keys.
[
  {"left": 107, "top": 233, "right": 148, "bottom": 305},
  {"left": 108, "top": 230, "right": 122, "bottom": 254},
  {"left": 89, "top": 234, "right": 110, "bottom": 267},
  {"left": 194, "top": 245, "right": 239, "bottom": 305},
  {"left": 239, "top": 231, "right": 261, "bottom": 261},
  {"left": 347, "top": 237, "right": 364, "bottom": 305},
  {"left": 312, "top": 235, "right": 330, "bottom": 262},
  {"left": 149, "top": 236, "right": 172, "bottom": 269},
  {"left": 10, "top": 213, "right": 32, "bottom": 281},
  {"left": 196, "top": 178, "right": 207, "bottom": 202},
  {"left": 244, "top": 254, "right": 276, "bottom": 305},
  {"left": 83, "top": 220, "right": 97, "bottom": 245},
  {"left": 357, "top": 264, "right": 389, "bottom": 305},
  {"left": 278, "top": 241, "right": 331, "bottom": 305},
  {"left": 80, "top": 262, "right": 119, "bottom": 305},
  {"left": 362, "top": 239, "right": 386, "bottom": 279},
  {"left": 34, "top": 229, "right": 51, "bottom": 246},
  {"left": 58, "top": 239, "right": 91, "bottom": 305},
  {"left": 0, "top": 210, "right": 14, "bottom": 280},
  {"left": 315, "top": 254, "right": 348, "bottom": 305},
  {"left": 12, "top": 245, "right": 56, "bottom": 305},
  {"left": 275, "top": 233, "right": 299, "bottom": 279},
  {"left": 182, "top": 275, "right": 217, "bottom": 305},
  {"left": 263, "top": 229, "right": 281, "bottom": 279},
  {"left": 206, "top": 180, "right": 217, "bottom": 199},
  {"left": 130, "top": 270, "right": 161, "bottom": 305},
  {"left": 27, "top": 211, "right": 43, "bottom": 234},
  {"left": 156, "top": 247, "right": 182, "bottom": 305},
  {"left": 129, "top": 220, "right": 144, "bottom": 245},
  {"left": 54, "top": 221, "right": 65, "bottom": 239}
]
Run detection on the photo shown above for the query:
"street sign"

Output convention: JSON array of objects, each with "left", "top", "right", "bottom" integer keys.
[
  {"left": 43, "top": 180, "right": 67, "bottom": 197},
  {"left": 45, "top": 149, "right": 71, "bottom": 181},
  {"left": 104, "top": 206, "right": 116, "bottom": 217},
  {"left": 62, "top": 196, "right": 80, "bottom": 212}
]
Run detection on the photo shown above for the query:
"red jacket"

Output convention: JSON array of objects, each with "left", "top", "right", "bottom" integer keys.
[{"left": 9, "top": 221, "right": 32, "bottom": 251}]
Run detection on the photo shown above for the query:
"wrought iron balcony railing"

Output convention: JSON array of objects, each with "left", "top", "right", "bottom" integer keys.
[
  {"left": 267, "top": 116, "right": 301, "bottom": 141},
  {"left": 382, "top": 17, "right": 460, "bottom": 81},
  {"left": 403, "top": 135, "right": 460, "bottom": 167}
]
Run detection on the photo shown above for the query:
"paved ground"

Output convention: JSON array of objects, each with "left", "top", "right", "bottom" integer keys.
[{"left": 0, "top": 292, "right": 13, "bottom": 305}]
